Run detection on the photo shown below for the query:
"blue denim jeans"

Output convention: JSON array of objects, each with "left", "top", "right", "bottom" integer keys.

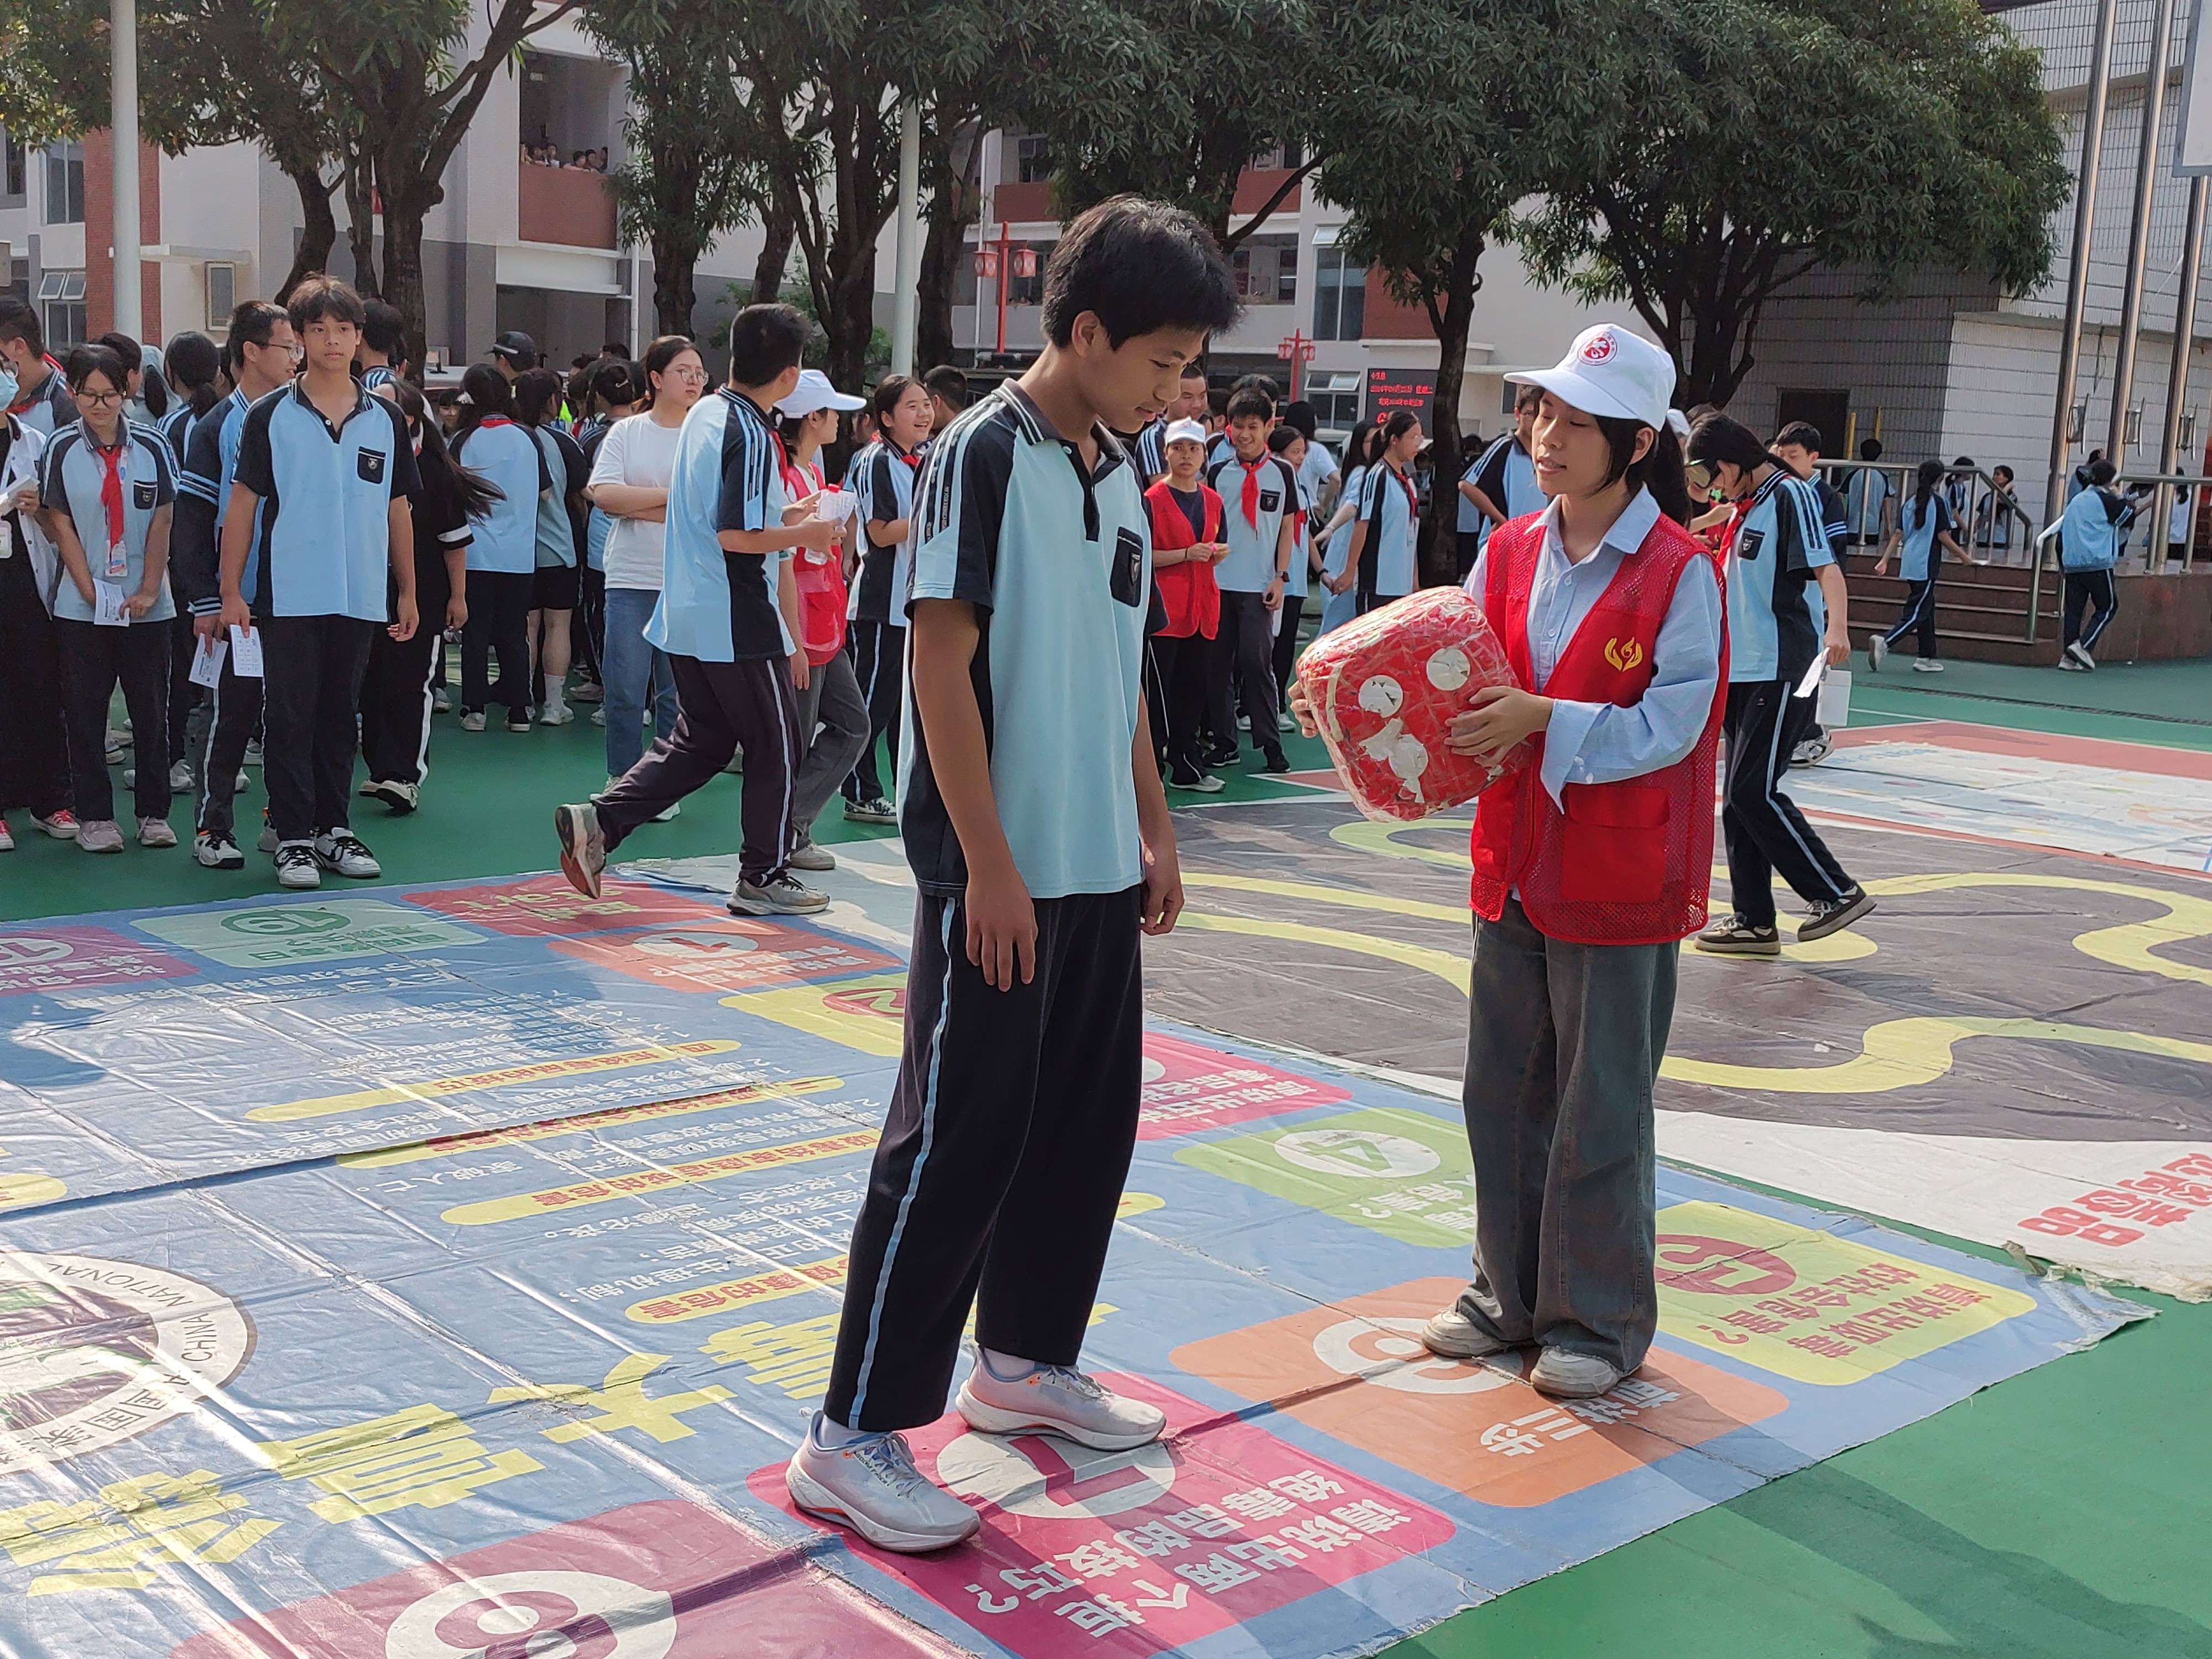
[
  {"left": 602, "top": 585, "right": 679, "bottom": 779},
  {"left": 1453, "top": 898, "right": 1677, "bottom": 1374}
]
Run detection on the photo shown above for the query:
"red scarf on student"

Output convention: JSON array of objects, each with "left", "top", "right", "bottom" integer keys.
[
  {"left": 91, "top": 429, "right": 127, "bottom": 559},
  {"left": 476, "top": 415, "right": 517, "bottom": 430},
  {"left": 1233, "top": 453, "right": 1268, "bottom": 529},
  {"left": 6, "top": 357, "right": 65, "bottom": 417}
]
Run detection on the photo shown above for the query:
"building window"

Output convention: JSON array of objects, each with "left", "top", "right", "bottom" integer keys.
[
  {"left": 206, "top": 263, "right": 237, "bottom": 332},
  {"left": 37, "top": 270, "right": 87, "bottom": 347},
  {"left": 1232, "top": 235, "right": 1298, "bottom": 306},
  {"left": 1307, "top": 371, "right": 1361, "bottom": 437},
  {"left": 2, "top": 128, "right": 24, "bottom": 200},
  {"left": 1014, "top": 135, "right": 1055, "bottom": 185},
  {"left": 43, "top": 142, "right": 84, "bottom": 225},
  {"left": 1313, "top": 246, "right": 1364, "bottom": 342}
]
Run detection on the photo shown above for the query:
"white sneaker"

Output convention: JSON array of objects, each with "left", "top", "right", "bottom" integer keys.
[
  {"left": 460, "top": 711, "right": 487, "bottom": 733},
  {"left": 242, "top": 739, "right": 264, "bottom": 766},
  {"left": 1530, "top": 1349, "right": 1626, "bottom": 1399},
  {"left": 0, "top": 818, "right": 13, "bottom": 853},
  {"left": 274, "top": 842, "right": 321, "bottom": 889},
  {"left": 167, "top": 760, "right": 194, "bottom": 791},
  {"left": 554, "top": 801, "right": 607, "bottom": 899},
  {"left": 1417, "top": 1306, "right": 1512, "bottom": 1359},
  {"left": 1790, "top": 732, "right": 1832, "bottom": 768},
  {"left": 590, "top": 708, "right": 606, "bottom": 727},
  {"left": 312, "top": 831, "right": 381, "bottom": 879},
  {"left": 77, "top": 819, "right": 124, "bottom": 854},
  {"left": 1277, "top": 711, "right": 1297, "bottom": 732},
  {"left": 1866, "top": 634, "right": 1888, "bottom": 673},
  {"left": 654, "top": 799, "right": 680, "bottom": 822},
  {"left": 431, "top": 688, "right": 452, "bottom": 715},
  {"left": 2065, "top": 641, "right": 2098, "bottom": 671},
  {"left": 362, "top": 779, "right": 419, "bottom": 815},
  {"left": 954, "top": 1350, "right": 1167, "bottom": 1451},
  {"left": 787, "top": 839, "right": 837, "bottom": 872},
  {"left": 1912, "top": 657, "right": 1944, "bottom": 674},
  {"left": 728, "top": 874, "right": 829, "bottom": 916},
  {"left": 31, "top": 811, "right": 79, "bottom": 840},
  {"left": 539, "top": 703, "right": 575, "bottom": 726},
  {"left": 785, "top": 1428, "right": 980, "bottom": 1554},
  {"left": 194, "top": 832, "right": 244, "bottom": 869}
]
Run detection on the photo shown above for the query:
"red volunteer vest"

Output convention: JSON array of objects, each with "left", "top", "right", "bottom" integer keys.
[
  {"left": 1468, "top": 512, "right": 1726, "bottom": 945},
  {"left": 1146, "top": 480, "right": 1224, "bottom": 639}
]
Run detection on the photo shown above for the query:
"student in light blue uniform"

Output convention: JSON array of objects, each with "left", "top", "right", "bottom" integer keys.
[
  {"left": 1462, "top": 383, "right": 1544, "bottom": 565},
  {"left": 2054, "top": 456, "right": 2136, "bottom": 670},
  {"left": 221, "top": 279, "right": 420, "bottom": 889},
  {"left": 1343, "top": 408, "right": 1422, "bottom": 612},
  {"left": 1203, "top": 383, "right": 1297, "bottom": 770},
  {"left": 1686, "top": 413, "right": 1868, "bottom": 955},
  {"left": 1871, "top": 458, "right": 1963, "bottom": 673},
  {"left": 1314, "top": 421, "right": 1374, "bottom": 637},
  {"left": 155, "top": 330, "right": 226, "bottom": 785},
  {"left": 515, "top": 366, "right": 587, "bottom": 725},
  {"left": 41, "top": 345, "right": 178, "bottom": 851},
  {"left": 844, "top": 373, "right": 933, "bottom": 823},
  {"left": 450, "top": 363, "right": 551, "bottom": 731}
]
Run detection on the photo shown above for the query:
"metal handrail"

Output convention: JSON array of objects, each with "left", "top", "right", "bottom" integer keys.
[
  {"left": 1817, "top": 460, "right": 2044, "bottom": 642},
  {"left": 2110, "top": 469, "right": 2206, "bottom": 576}
]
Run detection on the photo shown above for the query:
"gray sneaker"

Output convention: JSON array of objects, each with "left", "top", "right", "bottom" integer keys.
[
  {"left": 1694, "top": 914, "right": 1782, "bottom": 957},
  {"left": 1866, "top": 633, "right": 1888, "bottom": 674},
  {"left": 785, "top": 1427, "right": 980, "bottom": 1554},
  {"left": 787, "top": 839, "right": 837, "bottom": 872},
  {"left": 954, "top": 1349, "right": 1167, "bottom": 1451},
  {"left": 727, "top": 874, "right": 829, "bottom": 916},
  {"left": 274, "top": 842, "right": 321, "bottom": 889},
  {"left": 77, "top": 819, "right": 124, "bottom": 854},
  {"left": 137, "top": 818, "right": 179, "bottom": 849},
  {"left": 1531, "top": 1349, "right": 1626, "bottom": 1399},
  {"left": 554, "top": 802, "right": 607, "bottom": 899},
  {"left": 1418, "top": 1306, "right": 1512, "bottom": 1360},
  {"left": 844, "top": 795, "right": 897, "bottom": 826},
  {"left": 1797, "top": 886, "right": 1875, "bottom": 942}
]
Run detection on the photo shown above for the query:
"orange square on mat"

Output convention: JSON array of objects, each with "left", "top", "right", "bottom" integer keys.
[{"left": 1173, "top": 1276, "right": 1788, "bottom": 1507}]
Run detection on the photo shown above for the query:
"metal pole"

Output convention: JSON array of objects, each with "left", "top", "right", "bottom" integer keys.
[
  {"left": 2109, "top": 0, "right": 2180, "bottom": 468},
  {"left": 889, "top": 97, "right": 921, "bottom": 377},
  {"left": 2049, "top": 0, "right": 2121, "bottom": 524},
  {"left": 2158, "top": 173, "right": 2208, "bottom": 570},
  {"left": 109, "top": 0, "right": 140, "bottom": 340}
]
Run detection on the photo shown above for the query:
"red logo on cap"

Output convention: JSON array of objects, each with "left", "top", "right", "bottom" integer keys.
[{"left": 1580, "top": 332, "right": 1618, "bottom": 364}]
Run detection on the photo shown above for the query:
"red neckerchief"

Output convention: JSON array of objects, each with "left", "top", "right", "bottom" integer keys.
[
  {"left": 1235, "top": 453, "right": 1267, "bottom": 529},
  {"left": 887, "top": 440, "right": 921, "bottom": 474},
  {"left": 476, "top": 415, "right": 517, "bottom": 429},
  {"left": 6, "top": 358, "right": 64, "bottom": 417},
  {"left": 1386, "top": 461, "right": 1416, "bottom": 514},
  {"left": 89, "top": 425, "right": 128, "bottom": 564}
]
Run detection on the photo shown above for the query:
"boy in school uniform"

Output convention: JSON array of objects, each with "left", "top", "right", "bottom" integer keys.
[
  {"left": 1460, "top": 383, "right": 1543, "bottom": 556},
  {"left": 1203, "top": 384, "right": 1297, "bottom": 771},
  {"left": 0, "top": 298, "right": 79, "bottom": 439},
  {"left": 357, "top": 300, "right": 408, "bottom": 392},
  {"left": 218, "top": 278, "right": 420, "bottom": 890},
  {"left": 786, "top": 197, "right": 1238, "bottom": 1553},
  {"left": 554, "top": 304, "right": 841, "bottom": 915},
  {"left": 175, "top": 301, "right": 297, "bottom": 869},
  {"left": 1768, "top": 420, "right": 1849, "bottom": 766}
]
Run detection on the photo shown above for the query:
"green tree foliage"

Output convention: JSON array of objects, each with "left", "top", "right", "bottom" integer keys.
[
  {"left": 1311, "top": 0, "right": 1630, "bottom": 581},
  {"left": 1512, "top": 0, "right": 2067, "bottom": 408}
]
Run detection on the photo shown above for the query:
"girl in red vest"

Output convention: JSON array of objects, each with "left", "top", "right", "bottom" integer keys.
[
  {"left": 1146, "top": 419, "right": 1229, "bottom": 791},
  {"left": 1296, "top": 324, "right": 1725, "bottom": 1399}
]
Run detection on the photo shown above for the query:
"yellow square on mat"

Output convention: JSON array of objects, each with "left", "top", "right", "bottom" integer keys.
[
  {"left": 1655, "top": 1201, "right": 2037, "bottom": 1385},
  {"left": 722, "top": 973, "right": 907, "bottom": 1056}
]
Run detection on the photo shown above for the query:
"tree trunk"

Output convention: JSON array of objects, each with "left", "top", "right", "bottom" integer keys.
[
  {"left": 650, "top": 227, "right": 698, "bottom": 337},
  {"left": 1420, "top": 227, "right": 1484, "bottom": 588},
  {"left": 280, "top": 166, "right": 339, "bottom": 305},
  {"left": 825, "top": 236, "right": 881, "bottom": 389},
  {"left": 750, "top": 202, "right": 794, "bottom": 304},
  {"left": 919, "top": 163, "right": 973, "bottom": 371},
  {"left": 379, "top": 197, "right": 431, "bottom": 382},
  {"left": 343, "top": 150, "right": 380, "bottom": 300},
  {"left": 1682, "top": 306, "right": 1750, "bottom": 409}
]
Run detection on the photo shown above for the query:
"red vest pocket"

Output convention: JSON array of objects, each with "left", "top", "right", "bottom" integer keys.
[{"left": 1557, "top": 782, "right": 1668, "bottom": 903}]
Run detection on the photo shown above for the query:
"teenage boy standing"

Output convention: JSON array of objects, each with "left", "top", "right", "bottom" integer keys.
[
  {"left": 219, "top": 278, "right": 419, "bottom": 889},
  {"left": 0, "top": 298, "right": 79, "bottom": 437},
  {"left": 554, "top": 304, "right": 841, "bottom": 916},
  {"left": 358, "top": 301, "right": 408, "bottom": 390},
  {"left": 1203, "top": 385, "right": 1296, "bottom": 771},
  {"left": 785, "top": 197, "right": 1237, "bottom": 1552}
]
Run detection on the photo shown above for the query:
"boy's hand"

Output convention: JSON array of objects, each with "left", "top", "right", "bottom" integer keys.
[
  {"left": 1872, "top": 559, "right": 1889, "bottom": 577},
  {"left": 220, "top": 593, "right": 253, "bottom": 637},
  {"left": 1140, "top": 837, "right": 1184, "bottom": 937},
  {"left": 1262, "top": 575, "right": 1284, "bottom": 613},
  {"left": 1825, "top": 628, "right": 1850, "bottom": 667},
  {"left": 789, "top": 648, "right": 810, "bottom": 691},
  {"left": 795, "top": 516, "right": 839, "bottom": 554},
  {"left": 1287, "top": 679, "right": 1319, "bottom": 739},
  {"left": 388, "top": 594, "right": 419, "bottom": 643},
  {"left": 964, "top": 861, "right": 1037, "bottom": 992},
  {"left": 445, "top": 595, "right": 468, "bottom": 632},
  {"left": 126, "top": 586, "right": 159, "bottom": 619},
  {"left": 1447, "top": 686, "right": 1551, "bottom": 763},
  {"left": 194, "top": 613, "right": 223, "bottom": 644}
]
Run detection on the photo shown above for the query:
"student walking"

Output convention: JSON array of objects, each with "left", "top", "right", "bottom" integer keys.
[
  {"left": 1333, "top": 409, "right": 1422, "bottom": 614},
  {"left": 1768, "top": 420, "right": 1849, "bottom": 767},
  {"left": 41, "top": 345, "right": 178, "bottom": 854},
  {"left": 450, "top": 364, "right": 550, "bottom": 732},
  {"left": 1147, "top": 417, "right": 1228, "bottom": 790},
  {"left": 358, "top": 378, "right": 482, "bottom": 812},
  {"left": 1870, "top": 459, "right": 1961, "bottom": 674},
  {"left": 784, "top": 197, "right": 1233, "bottom": 1553},
  {"left": 1314, "top": 421, "right": 1374, "bottom": 638},
  {"left": 1686, "top": 414, "right": 1872, "bottom": 956},
  {"left": 554, "top": 303, "right": 839, "bottom": 916},
  {"left": 774, "top": 368, "right": 873, "bottom": 869},
  {"left": 1203, "top": 384, "right": 1297, "bottom": 771},
  {"left": 0, "top": 401, "right": 74, "bottom": 851},
  {"left": 1266, "top": 422, "right": 1313, "bottom": 721},
  {"left": 174, "top": 301, "right": 296, "bottom": 869},
  {"left": 514, "top": 367, "right": 588, "bottom": 726},
  {"left": 843, "top": 374, "right": 933, "bottom": 824},
  {"left": 1305, "top": 325, "right": 1725, "bottom": 1400},
  {"left": 586, "top": 338, "right": 701, "bottom": 790},
  {"left": 2054, "top": 456, "right": 2134, "bottom": 671},
  {"left": 216, "top": 277, "right": 420, "bottom": 889}
]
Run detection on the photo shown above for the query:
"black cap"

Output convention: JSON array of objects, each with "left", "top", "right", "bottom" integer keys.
[{"left": 488, "top": 330, "right": 539, "bottom": 368}]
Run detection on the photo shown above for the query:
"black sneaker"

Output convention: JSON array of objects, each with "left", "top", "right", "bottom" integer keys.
[
  {"left": 1694, "top": 915, "right": 1782, "bottom": 956},
  {"left": 1260, "top": 750, "right": 1291, "bottom": 775},
  {"left": 1798, "top": 886, "right": 1876, "bottom": 942},
  {"left": 506, "top": 710, "right": 533, "bottom": 733},
  {"left": 1203, "top": 747, "right": 1241, "bottom": 770}
]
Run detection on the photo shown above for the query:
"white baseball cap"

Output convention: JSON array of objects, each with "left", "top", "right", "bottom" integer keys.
[
  {"left": 1506, "top": 324, "right": 1676, "bottom": 432},
  {"left": 1163, "top": 418, "right": 1208, "bottom": 448},
  {"left": 776, "top": 368, "right": 867, "bottom": 418}
]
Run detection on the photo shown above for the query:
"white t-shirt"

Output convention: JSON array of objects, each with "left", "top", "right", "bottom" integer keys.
[{"left": 587, "top": 411, "right": 684, "bottom": 591}]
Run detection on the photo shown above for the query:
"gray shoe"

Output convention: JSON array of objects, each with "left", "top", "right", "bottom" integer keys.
[
  {"left": 1419, "top": 1306, "right": 1511, "bottom": 1359},
  {"left": 954, "top": 1349, "right": 1167, "bottom": 1451},
  {"left": 257, "top": 822, "right": 279, "bottom": 853},
  {"left": 785, "top": 1428, "right": 980, "bottom": 1554},
  {"left": 1866, "top": 633, "right": 1888, "bottom": 674},
  {"left": 1797, "top": 886, "right": 1875, "bottom": 942},
  {"left": 77, "top": 819, "right": 124, "bottom": 854},
  {"left": 166, "top": 760, "right": 194, "bottom": 791},
  {"left": 787, "top": 838, "right": 837, "bottom": 872},
  {"left": 554, "top": 802, "right": 607, "bottom": 899},
  {"left": 727, "top": 874, "right": 829, "bottom": 916},
  {"left": 1694, "top": 914, "right": 1782, "bottom": 956},
  {"left": 137, "top": 817, "right": 179, "bottom": 849},
  {"left": 1531, "top": 1349, "right": 1626, "bottom": 1399}
]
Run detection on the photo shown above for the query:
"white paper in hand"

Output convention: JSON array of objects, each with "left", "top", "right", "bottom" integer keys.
[
  {"left": 92, "top": 581, "right": 128, "bottom": 627},
  {"left": 188, "top": 635, "right": 227, "bottom": 688},
  {"left": 227, "top": 624, "right": 265, "bottom": 678},
  {"left": 815, "top": 485, "right": 855, "bottom": 525}
]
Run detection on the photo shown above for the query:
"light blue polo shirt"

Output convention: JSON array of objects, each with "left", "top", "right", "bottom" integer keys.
[
  {"left": 450, "top": 419, "right": 548, "bottom": 575},
  {"left": 1726, "top": 467, "right": 1833, "bottom": 683},
  {"left": 647, "top": 384, "right": 792, "bottom": 662},
  {"left": 1356, "top": 460, "right": 1419, "bottom": 598},
  {"left": 2058, "top": 485, "right": 2132, "bottom": 571},
  {"left": 40, "top": 418, "right": 177, "bottom": 624},
  {"left": 899, "top": 384, "right": 1150, "bottom": 900},
  {"left": 232, "top": 378, "right": 420, "bottom": 621},
  {"left": 1896, "top": 492, "right": 1954, "bottom": 583},
  {"left": 528, "top": 425, "right": 577, "bottom": 568},
  {"left": 1205, "top": 448, "right": 1299, "bottom": 592}
]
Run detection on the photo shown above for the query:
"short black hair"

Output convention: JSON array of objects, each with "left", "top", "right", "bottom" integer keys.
[
  {"left": 225, "top": 301, "right": 290, "bottom": 375},
  {"left": 1181, "top": 361, "right": 1208, "bottom": 383},
  {"left": 287, "top": 274, "right": 368, "bottom": 333},
  {"left": 0, "top": 295, "right": 43, "bottom": 354},
  {"left": 1993, "top": 463, "right": 2015, "bottom": 483},
  {"left": 1773, "top": 420, "right": 1823, "bottom": 452},
  {"left": 1859, "top": 437, "right": 1884, "bottom": 461},
  {"left": 922, "top": 364, "right": 969, "bottom": 409},
  {"left": 1512, "top": 382, "right": 1543, "bottom": 411},
  {"left": 2086, "top": 457, "right": 2117, "bottom": 486},
  {"left": 1687, "top": 412, "right": 1775, "bottom": 475},
  {"left": 1206, "top": 387, "right": 1229, "bottom": 420},
  {"left": 1283, "top": 400, "right": 1318, "bottom": 440},
  {"left": 362, "top": 300, "right": 406, "bottom": 362},
  {"left": 727, "top": 302, "right": 807, "bottom": 387},
  {"left": 1039, "top": 195, "right": 1239, "bottom": 348},
  {"left": 64, "top": 344, "right": 128, "bottom": 395},
  {"left": 1225, "top": 386, "right": 1272, "bottom": 423},
  {"left": 1266, "top": 424, "right": 1303, "bottom": 456}
]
